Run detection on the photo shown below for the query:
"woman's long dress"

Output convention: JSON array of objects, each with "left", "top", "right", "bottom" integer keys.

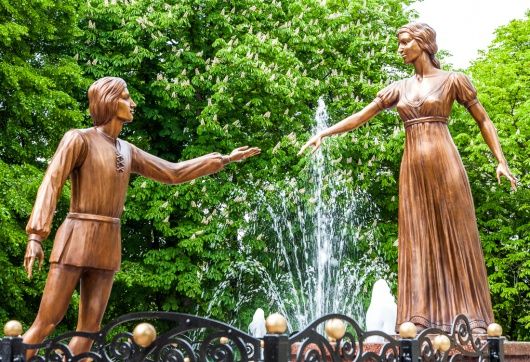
[{"left": 373, "top": 71, "right": 494, "bottom": 331}]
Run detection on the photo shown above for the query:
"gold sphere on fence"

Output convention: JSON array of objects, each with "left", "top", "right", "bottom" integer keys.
[
  {"left": 3, "top": 320, "right": 23, "bottom": 337},
  {"left": 398, "top": 322, "right": 417, "bottom": 339},
  {"left": 487, "top": 323, "right": 503, "bottom": 337},
  {"left": 220, "top": 336, "right": 229, "bottom": 345},
  {"left": 184, "top": 358, "right": 190, "bottom": 362},
  {"left": 133, "top": 323, "right": 157, "bottom": 348},
  {"left": 325, "top": 319, "right": 346, "bottom": 341},
  {"left": 432, "top": 335, "right": 440, "bottom": 350},
  {"left": 265, "top": 313, "right": 287, "bottom": 334},
  {"left": 433, "top": 335, "right": 451, "bottom": 352}
]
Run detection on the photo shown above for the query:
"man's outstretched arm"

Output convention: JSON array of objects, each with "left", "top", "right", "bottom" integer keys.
[{"left": 130, "top": 145, "right": 260, "bottom": 184}]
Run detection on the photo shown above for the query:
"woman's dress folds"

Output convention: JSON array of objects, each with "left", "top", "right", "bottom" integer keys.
[{"left": 374, "top": 72, "right": 494, "bottom": 331}]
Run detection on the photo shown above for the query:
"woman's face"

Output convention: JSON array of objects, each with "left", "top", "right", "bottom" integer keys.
[
  {"left": 115, "top": 88, "right": 136, "bottom": 123},
  {"left": 398, "top": 32, "right": 422, "bottom": 64}
]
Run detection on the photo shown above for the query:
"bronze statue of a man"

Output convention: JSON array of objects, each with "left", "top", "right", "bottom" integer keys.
[{"left": 22, "top": 76, "right": 260, "bottom": 356}]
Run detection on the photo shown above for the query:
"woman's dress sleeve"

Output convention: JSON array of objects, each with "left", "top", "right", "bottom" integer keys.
[
  {"left": 453, "top": 73, "right": 479, "bottom": 109},
  {"left": 373, "top": 81, "right": 401, "bottom": 110}
]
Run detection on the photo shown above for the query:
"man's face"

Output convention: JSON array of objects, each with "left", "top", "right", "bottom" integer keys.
[{"left": 116, "top": 88, "right": 136, "bottom": 123}]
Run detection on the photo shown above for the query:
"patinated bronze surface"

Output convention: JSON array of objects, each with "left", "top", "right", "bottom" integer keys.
[
  {"left": 22, "top": 77, "right": 260, "bottom": 356},
  {"left": 300, "top": 22, "right": 516, "bottom": 332}
]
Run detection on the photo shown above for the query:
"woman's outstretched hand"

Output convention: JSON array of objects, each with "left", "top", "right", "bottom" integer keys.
[
  {"left": 298, "top": 134, "right": 323, "bottom": 156},
  {"left": 228, "top": 146, "right": 261, "bottom": 162},
  {"left": 496, "top": 163, "right": 517, "bottom": 191}
]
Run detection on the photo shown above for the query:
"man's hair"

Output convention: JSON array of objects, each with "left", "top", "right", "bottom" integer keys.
[{"left": 88, "top": 77, "right": 127, "bottom": 126}]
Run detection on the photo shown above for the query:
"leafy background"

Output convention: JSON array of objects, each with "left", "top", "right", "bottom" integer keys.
[{"left": 0, "top": 0, "right": 528, "bottom": 340}]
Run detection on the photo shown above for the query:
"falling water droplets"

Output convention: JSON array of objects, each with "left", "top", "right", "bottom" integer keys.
[{"left": 204, "top": 98, "right": 390, "bottom": 331}]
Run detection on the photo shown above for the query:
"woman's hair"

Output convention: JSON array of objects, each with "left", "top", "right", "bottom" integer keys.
[
  {"left": 397, "top": 22, "right": 441, "bottom": 69},
  {"left": 88, "top": 77, "right": 127, "bottom": 126}
]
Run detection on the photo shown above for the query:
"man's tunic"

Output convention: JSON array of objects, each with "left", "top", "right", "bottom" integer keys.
[{"left": 26, "top": 127, "right": 225, "bottom": 271}]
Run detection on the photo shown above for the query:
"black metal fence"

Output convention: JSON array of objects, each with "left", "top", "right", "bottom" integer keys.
[{"left": 0, "top": 312, "right": 504, "bottom": 361}]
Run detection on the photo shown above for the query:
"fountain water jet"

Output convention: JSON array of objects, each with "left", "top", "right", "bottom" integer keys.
[{"left": 205, "top": 98, "right": 392, "bottom": 332}]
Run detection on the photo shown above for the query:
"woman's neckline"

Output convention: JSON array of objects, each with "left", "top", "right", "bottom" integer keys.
[
  {"left": 403, "top": 72, "right": 452, "bottom": 106},
  {"left": 414, "top": 71, "right": 449, "bottom": 79}
]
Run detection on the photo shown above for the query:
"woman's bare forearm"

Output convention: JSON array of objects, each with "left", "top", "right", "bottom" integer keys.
[
  {"left": 469, "top": 102, "right": 507, "bottom": 165},
  {"left": 320, "top": 101, "right": 381, "bottom": 138}
]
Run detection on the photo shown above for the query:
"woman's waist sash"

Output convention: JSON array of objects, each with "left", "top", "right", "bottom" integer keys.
[{"left": 404, "top": 116, "right": 448, "bottom": 129}]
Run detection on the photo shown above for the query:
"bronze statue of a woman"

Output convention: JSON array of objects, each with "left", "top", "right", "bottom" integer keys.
[
  {"left": 23, "top": 77, "right": 260, "bottom": 356},
  {"left": 300, "top": 22, "right": 517, "bottom": 332}
]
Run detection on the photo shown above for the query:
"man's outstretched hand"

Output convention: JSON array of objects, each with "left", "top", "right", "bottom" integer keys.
[{"left": 228, "top": 146, "right": 261, "bottom": 162}]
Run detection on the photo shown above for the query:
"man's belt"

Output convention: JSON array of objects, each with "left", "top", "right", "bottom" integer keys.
[{"left": 67, "top": 212, "right": 120, "bottom": 224}]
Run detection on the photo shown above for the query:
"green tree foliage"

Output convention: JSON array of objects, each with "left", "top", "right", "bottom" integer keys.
[
  {"left": 450, "top": 12, "right": 530, "bottom": 340},
  {"left": 4, "top": 0, "right": 527, "bottom": 341},
  {"left": 76, "top": 0, "right": 411, "bottom": 327},
  {"left": 0, "top": 0, "right": 86, "bottom": 327}
]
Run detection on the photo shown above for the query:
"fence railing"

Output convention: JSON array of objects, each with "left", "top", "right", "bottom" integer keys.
[{"left": 0, "top": 312, "right": 504, "bottom": 361}]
